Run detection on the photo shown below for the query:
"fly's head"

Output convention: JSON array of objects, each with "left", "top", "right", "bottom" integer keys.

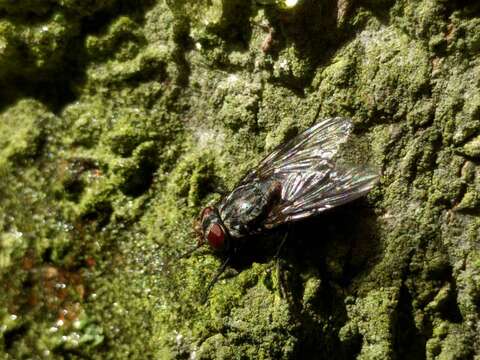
[{"left": 194, "top": 207, "right": 229, "bottom": 253}]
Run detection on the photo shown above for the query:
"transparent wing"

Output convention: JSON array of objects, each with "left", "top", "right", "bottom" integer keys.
[
  {"left": 240, "top": 117, "right": 352, "bottom": 184},
  {"left": 264, "top": 163, "right": 378, "bottom": 226},
  {"left": 239, "top": 117, "right": 378, "bottom": 227}
]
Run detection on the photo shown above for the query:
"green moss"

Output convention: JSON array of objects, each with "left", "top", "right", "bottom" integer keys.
[
  {"left": 341, "top": 288, "right": 399, "bottom": 359},
  {"left": 0, "top": 99, "right": 54, "bottom": 166},
  {"left": 455, "top": 188, "right": 480, "bottom": 211},
  {"left": 459, "top": 135, "right": 480, "bottom": 158},
  {"left": 0, "top": 0, "right": 116, "bottom": 16},
  {"left": 2, "top": 0, "right": 480, "bottom": 358},
  {"left": 85, "top": 16, "right": 145, "bottom": 62},
  {"left": 0, "top": 13, "right": 79, "bottom": 78}
]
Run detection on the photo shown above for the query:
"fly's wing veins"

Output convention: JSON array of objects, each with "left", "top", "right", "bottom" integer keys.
[{"left": 237, "top": 117, "right": 379, "bottom": 228}]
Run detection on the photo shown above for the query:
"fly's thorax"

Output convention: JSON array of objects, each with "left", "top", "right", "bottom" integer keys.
[
  {"left": 198, "top": 207, "right": 230, "bottom": 252},
  {"left": 218, "top": 180, "right": 282, "bottom": 238}
]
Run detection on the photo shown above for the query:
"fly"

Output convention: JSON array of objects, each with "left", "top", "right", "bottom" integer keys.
[{"left": 192, "top": 117, "right": 379, "bottom": 296}]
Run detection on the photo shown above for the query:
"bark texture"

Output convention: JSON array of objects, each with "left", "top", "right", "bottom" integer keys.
[{"left": 0, "top": 0, "right": 479, "bottom": 359}]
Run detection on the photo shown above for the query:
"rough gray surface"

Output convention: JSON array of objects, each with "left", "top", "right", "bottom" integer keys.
[{"left": 0, "top": 0, "right": 479, "bottom": 359}]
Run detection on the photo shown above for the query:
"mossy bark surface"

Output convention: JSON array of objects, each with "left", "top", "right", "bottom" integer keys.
[{"left": 1, "top": 0, "right": 480, "bottom": 359}]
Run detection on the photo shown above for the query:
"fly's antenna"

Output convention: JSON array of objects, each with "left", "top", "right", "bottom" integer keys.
[{"left": 202, "top": 257, "right": 230, "bottom": 304}]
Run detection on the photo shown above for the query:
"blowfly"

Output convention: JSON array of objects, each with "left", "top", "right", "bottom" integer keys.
[{"left": 193, "top": 117, "right": 379, "bottom": 293}]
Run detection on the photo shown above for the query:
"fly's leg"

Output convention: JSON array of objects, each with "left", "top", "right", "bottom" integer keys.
[
  {"left": 176, "top": 242, "right": 203, "bottom": 259},
  {"left": 202, "top": 257, "right": 230, "bottom": 304},
  {"left": 274, "top": 225, "right": 300, "bottom": 314},
  {"left": 275, "top": 237, "right": 301, "bottom": 314},
  {"left": 274, "top": 229, "right": 289, "bottom": 259},
  {"left": 275, "top": 231, "right": 289, "bottom": 299},
  {"left": 273, "top": 222, "right": 292, "bottom": 297}
]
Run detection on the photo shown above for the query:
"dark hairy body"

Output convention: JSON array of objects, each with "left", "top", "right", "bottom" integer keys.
[{"left": 218, "top": 180, "right": 282, "bottom": 239}]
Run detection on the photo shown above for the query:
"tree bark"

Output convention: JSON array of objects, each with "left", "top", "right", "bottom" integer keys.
[{"left": 0, "top": 0, "right": 479, "bottom": 359}]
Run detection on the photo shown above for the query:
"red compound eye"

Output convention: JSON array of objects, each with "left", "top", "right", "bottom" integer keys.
[{"left": 207, "top": 223, "right": 225, "bottom": 250}]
